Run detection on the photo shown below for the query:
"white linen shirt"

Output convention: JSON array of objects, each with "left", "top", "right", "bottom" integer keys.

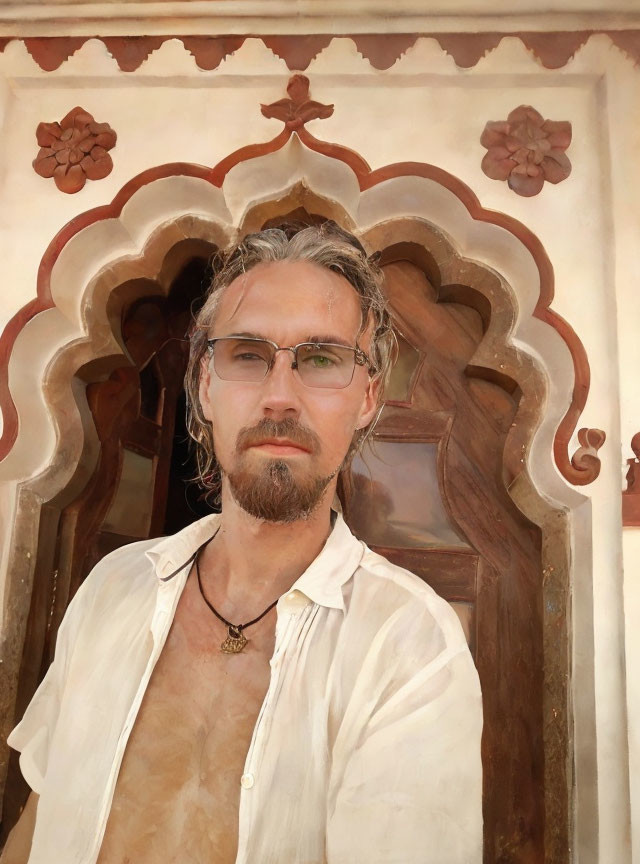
[{"left": 8, "top": 511, "right": 483, "bottom": 864}]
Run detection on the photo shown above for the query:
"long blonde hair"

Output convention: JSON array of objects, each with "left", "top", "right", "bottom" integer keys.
[{"left": 185, "top": 221, "right": 396, "bottom": 499}]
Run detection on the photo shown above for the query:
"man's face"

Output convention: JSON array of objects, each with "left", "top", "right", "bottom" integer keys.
[{"left": 198, "top": 259, "right": 380, "bottom": 522}]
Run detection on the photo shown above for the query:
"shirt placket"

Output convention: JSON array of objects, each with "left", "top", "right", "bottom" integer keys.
[
  {"left": 88, "top": 570, "right": 186, "bottom": 864},
  {"left": 235, "top": 600, "right": 311, "bottom": 864}
]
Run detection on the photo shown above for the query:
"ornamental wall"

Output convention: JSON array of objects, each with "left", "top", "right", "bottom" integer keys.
[{"left": 0, "top": 17, "right": 638, "bottom": 864}]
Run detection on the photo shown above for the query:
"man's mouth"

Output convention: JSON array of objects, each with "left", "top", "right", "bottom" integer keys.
[
  {"left": 249, "top": 438, "right": 311, "bottom": 455},
  {"left": 236, "top": 419, "right": 319, "bottom": 458}
]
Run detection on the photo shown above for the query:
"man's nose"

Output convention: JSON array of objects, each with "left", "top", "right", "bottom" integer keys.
[{"left": 259, "top": 349, "right": 302, "bottom": 414}]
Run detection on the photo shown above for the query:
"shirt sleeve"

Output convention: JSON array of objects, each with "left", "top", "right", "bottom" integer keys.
[
  {"left": 326, "top": 636, "right": 483, "bottom": 863},
  {"left": 7, "top": 574, "right": 93, "bottom": 795}
]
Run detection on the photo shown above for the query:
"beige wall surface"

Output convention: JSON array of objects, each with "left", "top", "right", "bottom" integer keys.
[
  {"left": 1, "top": 0, "right": 640, "bottom": 34},
  {"left": 0, "top": 23, "right": 638, "bottom": 863}
]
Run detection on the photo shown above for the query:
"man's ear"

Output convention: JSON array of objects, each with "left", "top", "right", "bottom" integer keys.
[
  {"left": 355, "top": 376, "right": 381, "bottom": 431},
  {"left": 198, "top": 355, "right": 213, "bottom": 422}
]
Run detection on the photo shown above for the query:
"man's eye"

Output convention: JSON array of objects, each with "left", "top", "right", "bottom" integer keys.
[
  {"left": 301, "top": 352, "right": 338, "bottom": 369},
  {"left": 233, "top": 352, "right": 265, "bottom": 362},
  {"left": 309, "top": 355, "right": 335, "bottom": 367}
]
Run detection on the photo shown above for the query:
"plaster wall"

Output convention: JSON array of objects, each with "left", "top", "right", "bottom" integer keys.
[
  {"left": 1, "top": 1, "right": 639, "bottom": 35},
  {"left": 0, "top": 31, "right": 637, "bottom": 862}
]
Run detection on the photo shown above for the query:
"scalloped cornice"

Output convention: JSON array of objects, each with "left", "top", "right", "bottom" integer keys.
[{"left": 0, "top": 31, "right": 639, "bottom": 71}]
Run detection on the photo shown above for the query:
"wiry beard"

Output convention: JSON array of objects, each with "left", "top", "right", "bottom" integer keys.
[
  {"left": 226, "top": 459, "right": 335, "bottom": 523},
  {"left": 224, "top": 418, "right": 336, "bottom": 524}
]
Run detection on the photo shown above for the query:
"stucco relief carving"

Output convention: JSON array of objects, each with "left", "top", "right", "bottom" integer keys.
[
  {"left": 1, "top": 99, "right": 600, "bottom": 493},
  {"left": 480, "top": 105, "right": 572, "bottom": 197},
  {"left": 1, "top": 33, "right": 639, "bottom": 72},
  {"left": 261, "top": 75, "right": 333, "bottom": 130},
  {"left": 623, "top": 432, "right": 640, "bottom": 527},
  {"left": 570, "top": 427, "right": 606, "bottom": 480},
  {"left": 33, "top": 106, "right": 117, "bottom": 194}
]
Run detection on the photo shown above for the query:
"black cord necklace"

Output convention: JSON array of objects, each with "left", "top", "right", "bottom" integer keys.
[{"left": 195, "top": 533, "right": 279, "bottom": 654}]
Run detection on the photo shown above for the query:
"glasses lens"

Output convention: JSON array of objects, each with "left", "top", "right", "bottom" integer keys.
[
  {"left": 296, "top": 344, "right": 355, "bottom": 389},
  {"left": 213, "top": 338, "right": 273, "bottom": 381}
]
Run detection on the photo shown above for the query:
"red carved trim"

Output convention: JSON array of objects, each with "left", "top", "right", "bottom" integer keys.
[
  {"left": 0, "top": 33, "right": 638, "bottom": 72},
  {"left": 351, "top": 34, "right": 419, "bottom": 69},
  {"left": 23, "top": 37, "right": 88, "bottom": 71},
  {"left": 261, "top": 75, "right": 333, "bottom": 130},
  {"left": 0, "top": 298, "right": 47, "bottom": 463},
  {"left": 207, "top": 127, "right": 292, "bottom": 186},
  {"left": 517, "top": 32, "right": 591, "bottom": 68},
  {"left": 180, "top": 36, "right": 245, "bottom": 71},
  {"left": 433, "top": 33, "right": 502, "bottom": 67},
  {"left": 261, "top": 36, "right": 333, "bottom": 70},
  {"left": 101, "top": 36, "right": 166, "bottom": 72},
  {"left": 606, "top": 31, "right": 640, "bottom": 65},
  {"left": 570, "top": 427, "right": 606, "bottom": 478},
  {"left": 623, "top": 432, "right": 640, "bottom": 527},
  {"left": 0, "top": 79, "right": 598, "bottom": 485}
]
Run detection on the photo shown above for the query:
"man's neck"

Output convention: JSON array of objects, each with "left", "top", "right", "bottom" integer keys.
[{"left": 198, "top": 484, "right": 336, "bottom": 610}]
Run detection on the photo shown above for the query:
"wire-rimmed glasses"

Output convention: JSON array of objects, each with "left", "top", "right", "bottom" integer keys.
[{"left": 206, "top": 336, "right": 376, "bottom": 390}]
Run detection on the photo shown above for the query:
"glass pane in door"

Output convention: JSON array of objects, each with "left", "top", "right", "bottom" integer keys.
[{"left": 347, "top": 441, "right": 468, "bottom": 548}]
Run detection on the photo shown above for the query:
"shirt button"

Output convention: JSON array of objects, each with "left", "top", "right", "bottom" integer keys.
[{"left": 240, "top": 773, "right": 255, "bottom": 789}]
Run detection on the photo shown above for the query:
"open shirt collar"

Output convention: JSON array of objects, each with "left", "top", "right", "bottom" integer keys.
[{"left": 144, "top": 509, "right": 364, "bottom": 612}]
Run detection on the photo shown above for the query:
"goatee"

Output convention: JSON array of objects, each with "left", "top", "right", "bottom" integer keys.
[{"left": 225, "top": 418, "right": 336, "bottom": 523}]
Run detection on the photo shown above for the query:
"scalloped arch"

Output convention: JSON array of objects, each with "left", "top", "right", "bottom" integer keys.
[{"left": 0, "top": 126, "right": 600, "bottom": 495}]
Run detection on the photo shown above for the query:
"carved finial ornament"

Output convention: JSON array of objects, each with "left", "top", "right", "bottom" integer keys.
[
  {"left": 261, "top": 75, "right": 334, "bottom": 130},
  {"left": 33, "top": 106, "right": 117, "bottom": 194},
  {"left": 623, "top": 432, "right": 640, "bottom": 526},
  {"left": 481, "top": 105, "right": 572, "bottom": 197},
  {"left": 570, "top": 427, "right": 606, "bottom": 479}
]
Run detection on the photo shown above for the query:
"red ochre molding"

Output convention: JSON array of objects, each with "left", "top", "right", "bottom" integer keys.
[
  {"left": 0, "top": 32, "right": 638, "bottom": 72},
  {"left": 623, "top": 432, "right": 640, "bottom": 527},
  {"left": 0, "top": 82, "right": 600, "bottom": 485},
  {"left": 261, "top": 74, "right": 333, "bottom": 130}
]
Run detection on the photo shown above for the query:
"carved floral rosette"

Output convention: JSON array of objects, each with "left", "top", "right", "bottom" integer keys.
[
  {"left": 33, "top": 106, "right": 117, "bottom": 194},
  {"left": 481, "top": 105, "right": 572, "bottom": 197}
]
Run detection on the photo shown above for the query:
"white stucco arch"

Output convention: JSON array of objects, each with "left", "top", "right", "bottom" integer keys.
[{"left": 0, "top": 134, "right": 601, "bottom": 859}]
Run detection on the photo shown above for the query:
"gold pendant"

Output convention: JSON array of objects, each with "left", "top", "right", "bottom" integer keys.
[{"left": 221, "top": 625, "right": 248, "bottom": 654}]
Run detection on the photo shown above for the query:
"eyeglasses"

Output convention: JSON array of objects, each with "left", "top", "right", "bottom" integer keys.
[{"left": 206, "top": 336, "right": 376, "bottom": 389}]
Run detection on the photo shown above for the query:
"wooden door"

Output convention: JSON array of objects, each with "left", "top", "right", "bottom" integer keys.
[{"left": 340, "top": 249, "right": 546, "bottom": 863}]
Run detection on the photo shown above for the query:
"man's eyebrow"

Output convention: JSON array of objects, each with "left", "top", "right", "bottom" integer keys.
[
  {"left": 304, "top": 334, "right": 354, "bottom": 348},
  {"left": 213, "top": 332, "right": 356, "bottom": 348},
  {"left": 215, "top": 331, "right": 270, "bottom": 340}
]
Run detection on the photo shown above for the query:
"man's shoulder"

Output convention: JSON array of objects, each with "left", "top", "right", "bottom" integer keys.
[
  {"left": 62, "top": 536, "right": 163, "bottom": 632},
  {"left": 83, "top": 513, "right": 219, "bottom": 595},
  {"left": 84, "top": 535, "right": 164, "bottom": 592}
]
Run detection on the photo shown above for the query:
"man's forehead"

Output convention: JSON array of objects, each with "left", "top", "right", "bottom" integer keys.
[{"left": 212, "top": 260, "right": 363, "bottom": 334}]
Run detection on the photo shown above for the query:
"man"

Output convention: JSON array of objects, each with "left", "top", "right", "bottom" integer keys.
[{"left": 2, "top": 223, "right": 483, "bottom": 863}]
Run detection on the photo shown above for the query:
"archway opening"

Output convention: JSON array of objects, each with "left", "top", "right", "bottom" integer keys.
[{"left": 1, "top": 187, "right": 574, "bottom": 864}]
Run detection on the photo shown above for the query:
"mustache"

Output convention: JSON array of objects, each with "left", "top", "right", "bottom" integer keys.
[{"left": 235, "top": 418, "right": 320, "bottom": 454}]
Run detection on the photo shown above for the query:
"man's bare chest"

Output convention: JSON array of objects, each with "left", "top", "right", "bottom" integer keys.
[{"left": 97, "top": 575, "right": 275, "bottom": 864}]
